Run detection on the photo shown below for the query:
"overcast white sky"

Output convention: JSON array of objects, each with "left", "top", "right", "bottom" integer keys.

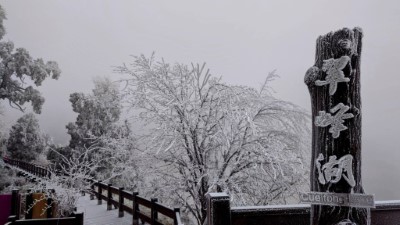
[{"left": 1, "top": 0, "right": 399, "bottom": 200}]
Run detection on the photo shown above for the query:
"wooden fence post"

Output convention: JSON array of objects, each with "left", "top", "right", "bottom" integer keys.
[
  {"left": 118, "top": 187, "right": 124, "bottom": 217},
  {"left": 304, "top": 27, "right": 371, "bottom": 224},
  {"left": 206, "top": 193, "right": 231, "bottom": 225},
  {"left": 132, "top": 192, "right": 139, "bottom": 225},
  {"left": 151, "top": 198, "right": 158, "bottom": 224},
  {"left": 47, "top": 189, "right": 55, "bottom": 218},
  {"left": 11, "top": 189, "right": 20, "bottom": 219},
  {"left": 25, "top": 189, "right": 33, "bottom": 219},
  {"left": 72, "top": 212, "right": 84, "bottom": 225},
  {"left": 97, "top": 181, "right": 102, "bottom": 205},
  {"left": 173, "top": 208, "right": 180, "bottom": 225},
  {"left": 107, "top": 184, "right": 112, "bottom": 210},
  {"left": 90, "top": 181, "right": 95, "bottom": 200}
]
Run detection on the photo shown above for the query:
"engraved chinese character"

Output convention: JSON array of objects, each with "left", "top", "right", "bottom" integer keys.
[
  {"left": 315, "top": 56, "right": 351, "bottom": 95},
  {"left": 315, "top": 103, "right": 354, "bottom": 138},
  {"left": 316, "top": 153, "right": 355, "bottom": 187}
]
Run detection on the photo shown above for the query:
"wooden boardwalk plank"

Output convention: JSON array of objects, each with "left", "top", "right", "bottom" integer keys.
[{"left": 77, "top": 195, "right": 132, "bottom": 225}]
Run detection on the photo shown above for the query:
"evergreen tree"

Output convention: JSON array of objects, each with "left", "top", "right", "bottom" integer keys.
[
  {"left": 64, "top": 77, "right": 130, "bottom": 180},
  {"left": 66, "top": 77, "right": 123, "bottom": 149},
  {"left": 0, "top": 4, "right": 60, "bottom": 113},
  {"left": 7, "top": 113, "right": 45, "bottom": 161}
]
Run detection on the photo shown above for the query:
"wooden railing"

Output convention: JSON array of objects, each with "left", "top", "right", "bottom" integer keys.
[
  {"left": 3, "top": 157, "right": 51, "bottom": 179},
  {"left": 90, "top": 181, "right": 184, "bottom": 225},
  {"left": 6, "top": 213, "right": 84, "bottom": 225},
  {"left": 2, "top": 157, "right": 184, "bottom": 225},
  {"left": 3, "top": 188, "right": 84, "bottom": 225}
]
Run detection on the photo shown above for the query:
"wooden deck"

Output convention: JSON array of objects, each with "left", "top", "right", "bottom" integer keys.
[{"left": 77, "top": 195, "right": 132, "bottom": 225}]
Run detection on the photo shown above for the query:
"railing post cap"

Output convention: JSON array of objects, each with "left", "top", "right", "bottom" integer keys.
[{"left": 207, "top": 192, "right": 230, "bottom": 198}]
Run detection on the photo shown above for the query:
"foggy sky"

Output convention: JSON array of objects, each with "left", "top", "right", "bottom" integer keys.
[{"left": 1, "top": 0, "right": 399, "bottom": 200}]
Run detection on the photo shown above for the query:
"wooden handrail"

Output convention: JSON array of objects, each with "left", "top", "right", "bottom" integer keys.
[
  {"left": 92, "top": 181, "right": 184, "bottom": 224},
  {"left": 3, "top": 157, "right": 185, "bottom": 225},
  {"left": 6, "top": 212, "right": 84, "bottom": 225}
]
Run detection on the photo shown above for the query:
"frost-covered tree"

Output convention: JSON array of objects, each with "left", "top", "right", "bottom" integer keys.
[
  {"left": 65, "top": 77, "right": 132, "bottom": 181},
  {"left": 117, "top": 54, "right": 311, "bottom": 225},
  {"left": 47, "top": 145, "right": 73, "bottom": 170},
  {"left": 66, "top": 77, "right": 123, "bottom": 149},
  {"left": 34, "top": 145, "right": 104, "bottom": 216},
  {"left": 7, "top": 113, "right": 45, "bottom": 161},
  {"left": 0, "top": 4, "right": 61, "bottom": 113}
]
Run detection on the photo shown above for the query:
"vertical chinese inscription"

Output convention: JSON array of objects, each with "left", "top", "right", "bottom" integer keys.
[{"left": 304, "top": 27, "right": 369, "bottom": 225}]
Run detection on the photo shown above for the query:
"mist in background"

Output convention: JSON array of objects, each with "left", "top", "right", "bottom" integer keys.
[{"left": 1, "top": 0, "right": 399, "bottom": 200}]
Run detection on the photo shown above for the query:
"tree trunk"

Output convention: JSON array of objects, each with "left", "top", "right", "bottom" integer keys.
[{"left": 304, "top": 27, "right": 369, "bottom": 224}]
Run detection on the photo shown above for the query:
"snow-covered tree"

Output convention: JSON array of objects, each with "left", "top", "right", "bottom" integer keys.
[
  {"left": 65, "top": 77, "right": 133, "bottom": 181},
  {"left": 34, "top": 145, "right": 103, "bottom": 216},
  {"left": 116, "top": 54, "right": 311, "bottom": 225},
  {"left": 66, "top": 77, "right": 123, "bottom": 149},
  {"left": 47, "top": 145, "right": 73, "bottom": 170},
  {"left": 7, "top": 113, "right": 45, "bottom": 161},
  {"left": 0, "top": 4, "right": 61, "bottom": 113}
]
